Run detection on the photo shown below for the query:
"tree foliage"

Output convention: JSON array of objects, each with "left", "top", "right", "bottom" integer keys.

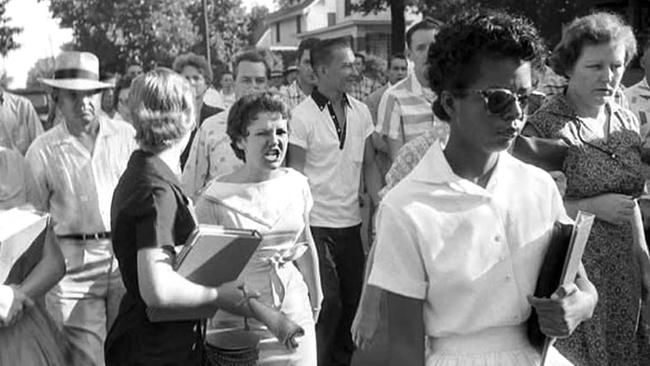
[
  {"left": 0, "top": 0, "right": 22, "bottom": 57},
  {"left": 43, "top": 0, "right": 265, "bottom": 74},
  {"left": 26, "top": 56, "right": 55, "bottom": 89},
  {"left": 354, "top": 0, "right": 605, "bottom": 48}
]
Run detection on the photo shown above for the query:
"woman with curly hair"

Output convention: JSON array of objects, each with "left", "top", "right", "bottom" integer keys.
[
  {"left": 366, "top": 9, "right": 598, "bottom": 366},
  {"left": 194, "top": 91, "right": 322, "bottom": 365},
  {"left": 523, "top": 12, "right": 650, "bottom": 366}
]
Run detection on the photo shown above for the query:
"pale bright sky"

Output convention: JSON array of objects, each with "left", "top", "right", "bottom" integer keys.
[{"left": 3, "top": 0, "right": 278, "bottom": 89}]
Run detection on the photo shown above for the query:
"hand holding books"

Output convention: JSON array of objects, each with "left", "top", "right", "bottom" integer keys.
[
  {"left": 527, "top": 211, "right": 597, "bottom": 366},
  {"left": 527, "top": 280, "right": 595, "bottom": 338}
]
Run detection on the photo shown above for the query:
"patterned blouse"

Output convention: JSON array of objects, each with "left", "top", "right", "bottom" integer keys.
[{"left": 525, "top": 94, "right": 644, "bottom": 199}]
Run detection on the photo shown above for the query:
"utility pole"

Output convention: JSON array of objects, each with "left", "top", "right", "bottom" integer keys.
[
  {"left": 202, "top": 0, "right": 211, "bottom": 66},
  {"left": 390, "top": 0, "right": 405, "bottom": 54}
]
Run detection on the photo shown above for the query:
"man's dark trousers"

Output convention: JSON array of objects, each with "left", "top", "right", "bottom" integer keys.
[{"left": 312, "top": 224, "right": 364, "bottom": 366}]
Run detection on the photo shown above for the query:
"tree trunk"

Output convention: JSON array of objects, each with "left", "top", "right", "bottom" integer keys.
[{"left": 390, "top": 0, "right": 406, "bottom": 55}]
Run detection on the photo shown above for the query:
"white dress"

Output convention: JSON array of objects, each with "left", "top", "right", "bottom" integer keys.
[
  {"left": 195, "top": 168, "right": 316, "bottom": 366},
  {"left": 368, "top": 144, "right": 573, "bottom": 366}
]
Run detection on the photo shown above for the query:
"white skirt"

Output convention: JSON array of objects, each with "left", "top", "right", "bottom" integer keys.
[{"left": 426, "top": 326, "right": 572, "bottom": 366}]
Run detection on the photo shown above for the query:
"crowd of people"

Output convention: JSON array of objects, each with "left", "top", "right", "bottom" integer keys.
[{"left": 1, "top": 5, "right": 650, "bottom": 366}]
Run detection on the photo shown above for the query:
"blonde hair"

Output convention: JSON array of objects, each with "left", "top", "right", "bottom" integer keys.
[{"left": 129, "top": 67, "right": 196, "bottom": 153}]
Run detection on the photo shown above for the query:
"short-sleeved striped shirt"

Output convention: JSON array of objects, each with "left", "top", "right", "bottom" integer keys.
[{"left": 375, "top": 73, "right": 448, "bottom": 145}]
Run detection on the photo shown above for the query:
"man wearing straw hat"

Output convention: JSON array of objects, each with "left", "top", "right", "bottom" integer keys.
[{"left": 25, "top": 51, "right": 137, "bottom": 366}]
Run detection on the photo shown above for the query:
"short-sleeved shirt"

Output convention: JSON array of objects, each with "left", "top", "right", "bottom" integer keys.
[
  {"left": 0, "top": 146, "right": 37, "bottom": 209},
  {"left": 625, "top": 78, "right": 650, "bottom": 142},
  {"left": 289, "top": 89, "right": 373, "bottom": 227},
  {"left": 25, "top": 117, "right": 136, "bottom": 235},
  {"left": 280, "top": 79, "right": 310, "bottom": 112},
  {"left": 350, "top": 75, "right": 382, "bottom": 101},
  {"left": 364, "top": 83, "right": 391, "bottom": 125},
  {"left": 379, "top": 129, "right": 438, "bottom": 198},
  {"left": 107, "top": 150, "right": 201, "bottom": 365},
  {"left": 181, "top": 109, "right": 243, "bottom": 198},
  {"left": 375, "top": 73, "right": 449, "bottom": 145},
  {"left": 368, "top": 143, "right": 569, "bottom": 338},
  {"left": 0, "top": 91, "right": 44, "bottom": 155}
]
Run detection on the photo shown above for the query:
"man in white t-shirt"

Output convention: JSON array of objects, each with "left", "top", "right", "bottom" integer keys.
[{"left": 287, "top": 37, "right": 381, "bottom": 366}]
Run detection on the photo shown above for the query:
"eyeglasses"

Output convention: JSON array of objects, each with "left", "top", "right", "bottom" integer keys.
[{"left": 462, "top": 88, "right": 530, "bottom": 116}]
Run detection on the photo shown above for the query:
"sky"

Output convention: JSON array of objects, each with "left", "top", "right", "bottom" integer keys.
[{"left": 2, "top": 0, "right": 278, "bottom": 89}]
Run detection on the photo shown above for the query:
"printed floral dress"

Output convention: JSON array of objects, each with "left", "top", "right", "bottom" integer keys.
[{"left": 527, "top": 94, "right": 650, "bottom": 366}]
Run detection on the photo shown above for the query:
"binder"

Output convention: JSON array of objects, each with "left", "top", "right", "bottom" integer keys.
[
  {"left": 528, "top": 211, "right": 595, "bottom": 365},
  {"left": 0, "top": 208, "right": 49, "bottom": 284},
  {"left": 147, "top": 224, "right": 262, "bottom": 322}
]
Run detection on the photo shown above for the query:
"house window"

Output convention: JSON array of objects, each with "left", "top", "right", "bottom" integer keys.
[
  {"left": 276, "top": 22, "right": 281, "bottom": 43},
  {"left": 296, "top": 15, "right": 301, "bottom": 33},
  {"left": 344, "top": 0, "right": 352, "bottom": 16},
  {"left": 327, "top": 12, "right": 336, "bottom": 26}
]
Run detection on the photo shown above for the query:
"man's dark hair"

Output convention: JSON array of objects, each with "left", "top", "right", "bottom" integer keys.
[
  {"left": 406, "top": 18, "right": 443, "bottom": 49},
  {"left": 233, "top": 50, "right": 270, "bottom": 79},
  {"left": 310, "top": 37, "right": 351, "bottom": 71},
  {"left": 388, "top": 53, "right": 407, "bottom": 68},
  {"left": 354, "top": 52, "right": 365, "bottom": 64},
  {"left": 297, "top": 37, "right": 320, "bottom": 62}
]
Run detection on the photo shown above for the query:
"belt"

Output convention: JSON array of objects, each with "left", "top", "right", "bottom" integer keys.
[{"left": 57, "top": 232, "right": 111, "bottom": 241}]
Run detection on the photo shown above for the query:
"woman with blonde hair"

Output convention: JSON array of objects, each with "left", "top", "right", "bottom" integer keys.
[{"left": 106, "top": 68, "right": 250, "bottom": 365}]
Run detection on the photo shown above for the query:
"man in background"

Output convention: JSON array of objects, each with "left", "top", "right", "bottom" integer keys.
[
  {"left": 375, "top": 19, "right": 447, "bottom": 162},
  {"left": 349, "top": 52, "right": 381, "bottom": 101},
  {"left": 280, "top": 37, "right": 319, "bottom": 111},
  {"left": 27, "top": 51, "right": 136, "bottom": 365},
  {"left": 0, "top": 69, "right": 43, "bottom": 154},
  {"left": 364, "top": 53, "right": 408, "bottom": 179},
  {"left": 288, "top": 37, "right": 381, "bottom": 366},
  {"left": 182, "top": 50, "right": 270, "bottom": 197}
]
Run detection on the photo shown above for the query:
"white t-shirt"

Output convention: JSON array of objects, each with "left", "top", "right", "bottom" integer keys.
[
  {"left": 368, "top": 143, "right": 570, "bottom": 338},
  {"left": 289, "top": 91, "right": 373, "bottom": 228}
]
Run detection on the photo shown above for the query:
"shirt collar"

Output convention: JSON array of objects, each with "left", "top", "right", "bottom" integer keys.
[
  {"left": 311, "top": 88, "right": 351, "bottom": 111},
  {"left": 409, "top": 73, "right": 422, "bottom": 95},
  {"left": 63, "top": 115, "right": 117, "bottom": 138},
  {"left": 132, "top": 149, "right": 182, "bottom": 188},
  {"left": 408, "top": 73, "right": 435, "bottom": 102},
  {"left": 543, "top": 93, "right": 625, "bottom": 120},
  {"left": 408, "top": 142, "right": 511, "bottom": 196}
]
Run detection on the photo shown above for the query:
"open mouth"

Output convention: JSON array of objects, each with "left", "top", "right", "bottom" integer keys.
[{"left": 264, "top": 148, "right": 282, "bottom": 162}]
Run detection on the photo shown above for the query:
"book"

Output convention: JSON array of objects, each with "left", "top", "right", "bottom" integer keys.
[
  {"left": 0, "top": 208, "right": 49, "bottom": 284},
  {"left": 530, "top": 211, "right": 595, "bottom": 366},
  {"left": 146, "top": 224, "right": 263, "bottom": 322}
]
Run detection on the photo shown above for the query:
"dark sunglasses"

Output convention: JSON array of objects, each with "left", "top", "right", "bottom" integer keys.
[{"left": 463, "top": 88, "right": 530, "bottom": 115}]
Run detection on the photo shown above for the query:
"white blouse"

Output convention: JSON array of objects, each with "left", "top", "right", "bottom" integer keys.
[{"left": 368, "top": 143, "right": 570, "bottom": 338}]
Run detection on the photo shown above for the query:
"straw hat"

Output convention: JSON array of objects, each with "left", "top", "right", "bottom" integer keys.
[{"left": 40, "top": 52, "right": 113, "bottom": 91}]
